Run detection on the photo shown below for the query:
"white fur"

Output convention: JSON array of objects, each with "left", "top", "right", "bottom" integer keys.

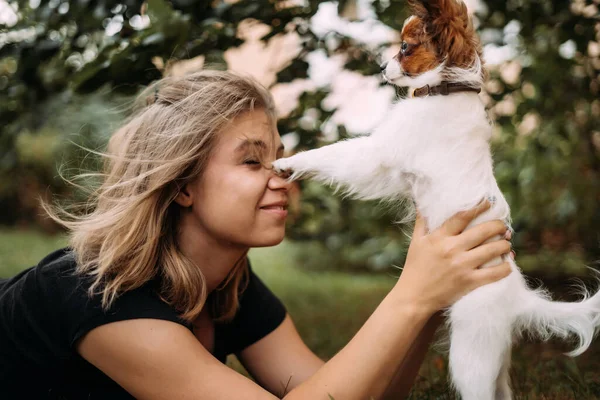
[
  {"left": 402, "top": 15, "right": 417, "bottom": 30},
  {"left": 273, "top": 57, "right": 600, "bottom": 400},
  {"left": 384, "top": 60, "right": 445, "bottom": 89}
]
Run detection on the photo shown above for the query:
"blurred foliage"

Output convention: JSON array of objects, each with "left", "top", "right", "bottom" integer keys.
[
  {"left": 476, "top": 0, "right": 600, "bottom": 262},
  {"left": 0, "top": 89, "right": 129, "bottom": 226},
  {"left": 1, "top": 0, "right": 598, "bottom": 272}
]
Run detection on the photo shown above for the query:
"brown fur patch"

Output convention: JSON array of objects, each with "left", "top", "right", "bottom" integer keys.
[
  {"left": 396, "top": 17, "right": 441, "bottom": 76},
  {"left": 400, "top": 0, "right": 485, "bottom": 79}
]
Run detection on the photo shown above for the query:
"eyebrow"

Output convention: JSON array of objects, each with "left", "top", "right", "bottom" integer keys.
[{"left": 235, "top": 139, "right": 285, "bottom": 153}]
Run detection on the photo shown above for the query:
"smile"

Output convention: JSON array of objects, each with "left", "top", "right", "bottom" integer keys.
[
  {"left": 260, "top": 205, "right": 287, "bottom": 210},
  {"left": 259, "top": 205, "right": 288, "bottom": 218}
]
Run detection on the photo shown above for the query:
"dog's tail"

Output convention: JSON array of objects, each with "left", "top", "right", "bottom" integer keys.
[{"left": 517, "top": 283, "right": 600, "bottom": 356}]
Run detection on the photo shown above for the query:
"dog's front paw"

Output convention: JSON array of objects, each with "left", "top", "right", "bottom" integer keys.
[
  {"left": 272, "top": 158, "right": 289, "bottom": 173},
  {"left": 272, "top": 152, "right": 311, "bottom": 181},
  {"left": 272, "top": 158, "right": 294, "bottom": 179}
]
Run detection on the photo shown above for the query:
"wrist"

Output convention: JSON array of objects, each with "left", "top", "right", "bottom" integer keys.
[{"left": 389, "top": 285, "right": 435, "bottom": 323}]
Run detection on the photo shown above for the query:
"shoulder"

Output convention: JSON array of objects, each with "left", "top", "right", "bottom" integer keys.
[
  {"left": 2, "top": 247, "right": 190, "bottom": 350},
  {"left": 0, "top": 247, "right": 77, "bottom": 317},
  {"left": 77, "top": 318, "right": 278, "bottom": 399},
  {"left": 65, "top": 266, "right": 191, "bottom": 348}
]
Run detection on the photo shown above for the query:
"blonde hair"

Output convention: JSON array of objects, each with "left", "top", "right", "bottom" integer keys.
[{"left": 45, "top": 70, "right": 277, "bottom": 323}]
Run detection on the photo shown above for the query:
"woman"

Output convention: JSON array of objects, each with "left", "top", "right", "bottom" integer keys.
[{"left": 0, "top": 70, "right": 512, "bottom": 399}]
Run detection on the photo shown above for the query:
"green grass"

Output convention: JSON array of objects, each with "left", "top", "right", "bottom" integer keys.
[
  {"left": 250, "top": 243, "right": 396, "bottom": 358},
  {"left": 2, "top": 229, "right": 599, "bottom": 399},
  {"left": 0, "top": 229, "right": 68, "bottom": 278}
]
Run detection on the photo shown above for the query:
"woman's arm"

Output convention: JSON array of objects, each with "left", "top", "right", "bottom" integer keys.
[
  {"left": 381, "top": 312, "right": 444, "bottom": 399},
  {"left": 237, "top": 315, "right": 324, "bottom": 396},
  {"left": 238, "top": 309, "right": 441, "bottom": 399},
  {"left": 285, "top": 282, "right": 434, "bottom": 399},
  {"left": 77, "top": 289, "right": 433, "bottom": 400},
  {"left": 237, "top": 301, "right": 443, "bottom": 399},
  {"left": 77, "top": 201, "right": 512, "bottom": 399}
]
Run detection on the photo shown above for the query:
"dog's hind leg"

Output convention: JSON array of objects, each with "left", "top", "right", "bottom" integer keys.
[
  {"left": 494, "top": 349, "right": 512, "bottom": 400},
  {"left": 449, "top": 322, "right": 513, "bottom": 400}
]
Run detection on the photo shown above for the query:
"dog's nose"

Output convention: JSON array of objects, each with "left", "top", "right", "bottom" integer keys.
[{"left": 380, "top": 61, "right": 388, "bottom": 72}]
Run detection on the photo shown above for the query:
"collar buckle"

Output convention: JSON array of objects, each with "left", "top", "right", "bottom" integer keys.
[
  {"left": 422, "top": 84, "right": 430, "bottom": 96},
  {"left": 412, "top": 84, "right": 430, "bottom": 97}
]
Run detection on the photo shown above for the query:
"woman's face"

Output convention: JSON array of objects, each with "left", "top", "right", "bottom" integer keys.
[{"left": 180, "top": 109, "right": 290, "bottom": 249}]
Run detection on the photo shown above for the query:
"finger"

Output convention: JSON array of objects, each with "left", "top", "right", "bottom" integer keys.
[
  {"left": 458, "top": 220, "right": 508, "bottom": 250},
  {"left": 464, "top": 240, "right": 512, "bottom": 269},
  {"left": 413, "top": 212, "right": 427, "bottom": 238},
  {"left": 440, "top": 200, "right": 491, "bottom": 236},
  {"left": 471, "top": 261, "right": 512, "bottom": 287}
]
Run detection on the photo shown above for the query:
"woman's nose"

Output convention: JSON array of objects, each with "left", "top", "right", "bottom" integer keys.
[{"left": 268, "top": 169, "right": 292, "bottom": 191}]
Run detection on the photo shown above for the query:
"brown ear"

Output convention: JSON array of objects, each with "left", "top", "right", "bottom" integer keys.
[
  {"left": 408, "top": 0, "right": 468, "bottom": 25},
  {"left": 408, "top": 0, "right": 477, "bottom": 68},
  {"left": 407, "top": 0, "right": 431, "bottom": 20}
]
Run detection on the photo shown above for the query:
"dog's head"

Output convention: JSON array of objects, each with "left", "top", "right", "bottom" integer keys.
[{"left": 382, "top": 0, "right": 485, "bottom": 88}]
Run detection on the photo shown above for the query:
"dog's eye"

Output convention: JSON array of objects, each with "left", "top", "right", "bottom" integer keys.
[{"left": 401, "top": 42, "right": 409, "bottom": 53}]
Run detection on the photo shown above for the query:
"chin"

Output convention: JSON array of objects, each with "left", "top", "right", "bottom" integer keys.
[{"left": 248, "top": 229, "right": 286, "bottom": 248}]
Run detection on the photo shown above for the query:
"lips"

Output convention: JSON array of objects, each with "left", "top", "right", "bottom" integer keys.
[
  {"left": 260, "top": 205, "right": 288, "bottom": 210},
  {"left": 259, "top": 202, "right": 289, "bottom": 218},
  {"left": 259, "top": 202, "right": 288, "bottom": 210}
]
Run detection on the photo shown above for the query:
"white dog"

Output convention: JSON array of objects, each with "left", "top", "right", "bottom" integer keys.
[{"left": 273, "top": 1, "right": 600, "bottom": 399}]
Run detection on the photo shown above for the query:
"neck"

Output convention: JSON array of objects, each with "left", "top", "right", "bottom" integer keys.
[{"left": 177, "top": 213, "right": 249, "bottom": 293}]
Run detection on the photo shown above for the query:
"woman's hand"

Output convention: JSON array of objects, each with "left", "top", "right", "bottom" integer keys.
[{"left": 394, "top": 201, "right": 512, "bottom": 315}]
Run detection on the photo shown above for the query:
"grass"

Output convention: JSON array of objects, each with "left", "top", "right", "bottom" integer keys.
[
  {"left": 2, "top": 229, "right": 599, "bottom": 399},
  {"left": 0, "top": 229, "right": 68, "bottom": 278}
]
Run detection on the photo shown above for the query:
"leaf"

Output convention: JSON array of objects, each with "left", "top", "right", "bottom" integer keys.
[
  {"left": 141, "top": 32, "right": 166, "bottom": 47},
  {"left": 146, "top": 0, "right": 175, "bottom": 25},
  {"left": 203, "top": 50, "right": 227, "bottom": 70},
  {"left": 276, "top": 59, "right": 309, "bottom": 83}
]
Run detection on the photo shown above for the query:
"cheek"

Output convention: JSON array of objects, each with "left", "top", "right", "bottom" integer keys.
[
  {"left": 204, "top": 170, "right": 265, "bottom": 212},
  {"left": 386, "top": 59, "right": 403, "bottom": 77},
  {"left": 399, "top": 48, "right": 440, "bottom": 75},
  {"left": 193, "top": 170, "right": 268, "bottom": 240}
]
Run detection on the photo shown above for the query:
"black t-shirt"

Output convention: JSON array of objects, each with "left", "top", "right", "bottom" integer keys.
[{"left": 0, "top": 248, "right": 286, "bottom": 399}]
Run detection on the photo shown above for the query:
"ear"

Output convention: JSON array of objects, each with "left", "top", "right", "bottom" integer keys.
[
  {"left": 408, "top": 0, "right": 468, "bottom": 25},
  {"left": 407, "top": 0, "right": 430, "bottom": 20},
  {"left": 433, "top": 1, "right": 477, "bottom": 68},
  {"left": 409, "top": 0, "right": 476, "bottom": 68},
  {"left": 174, "top": 184, "right": 193, "bottom": 208}
]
